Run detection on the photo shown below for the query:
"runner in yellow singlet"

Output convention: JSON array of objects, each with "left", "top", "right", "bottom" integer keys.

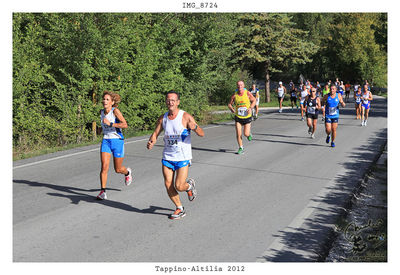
[
  {"left": 321, "top": 83, "right": 330, "bottom": 121},
  {"left": 228, "top": 80, "right": 256, "bottom": 154}
]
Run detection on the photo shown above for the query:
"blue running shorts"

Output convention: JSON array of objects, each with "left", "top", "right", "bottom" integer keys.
[
  {"left": 362, "top": 102, "right": 370, "bottom": 110},
  {"left": 162, "top": 159, "right": 191, "bottom": 171},
  {"left": 101, "top": 138, "right": 125, "bottom": 158},
  {"left": 325, "top": 117, "right": 339, "bottom": 123}
]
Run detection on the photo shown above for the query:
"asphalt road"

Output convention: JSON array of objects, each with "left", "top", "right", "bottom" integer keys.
[{"left": 13, "top": 96, "right": 387, "bottom": 262}]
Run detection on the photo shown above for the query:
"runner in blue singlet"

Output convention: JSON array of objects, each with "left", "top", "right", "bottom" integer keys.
[
  {"left": 322, "top": 85, "right": 346, "bottom": 147},
  {"left": 354, "top": 86, "right": 363, "bottom": 120}
]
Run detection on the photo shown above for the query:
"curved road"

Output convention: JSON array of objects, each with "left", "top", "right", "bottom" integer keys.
[{"left": 13, "top": 96, "right": 387, "bottom": 262}]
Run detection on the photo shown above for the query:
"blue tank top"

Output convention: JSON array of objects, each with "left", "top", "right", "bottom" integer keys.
[
  {"left": 325, "top": 94, "right": 340, "bottom": 119},
  {"left": 355, "top": 92, "right": 362, "bottom": 104}
]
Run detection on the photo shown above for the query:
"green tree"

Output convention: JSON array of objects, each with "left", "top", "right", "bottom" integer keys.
[{"left": 234, "top": 13, "right": 318, "bottom": 102}]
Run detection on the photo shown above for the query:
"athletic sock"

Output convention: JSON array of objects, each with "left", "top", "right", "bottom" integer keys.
[{"left": 177, "top": 205, "right": 183, "bottom": 210}]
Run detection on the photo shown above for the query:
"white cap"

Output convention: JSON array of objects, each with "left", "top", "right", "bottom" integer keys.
[{"left": 279, "top": 81, "right": 282, "bottom": 85}]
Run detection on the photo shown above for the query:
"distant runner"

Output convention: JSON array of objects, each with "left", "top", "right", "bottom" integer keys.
[
  {"left": 322, "top": 85, "right": 346, "bottom": 147},
  {"left": 321, "top": 83, "right": 330, "bottom": 121},
  {"left": 354, "top": 86, "right": 363, "bottom": 120},
  {"left": 361, "top": 85, "right": 373, "bottom": 126},
  {"left": 289, "top": 83, "right": 298, "bottom": 109},
  {"left": 249, "top": 83, "right": 260, "bottom": 119},
  {"left": 277, "top": 81, "right": 286, "bottom": 113},
  {"left": 299, "top": 85, "right": 309, "bottom": 121},
  {"left": 228, "top": 81, "right": 256, "bottom": 154},
  {"left": 305, "top": 87, "right": 321, "bottom": 139}
]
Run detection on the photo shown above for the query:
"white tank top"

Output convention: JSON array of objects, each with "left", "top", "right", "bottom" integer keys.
[
  {"left": 301, "top": 90, "right": 308, "bottom": 101},
  {"left": 277, "top": 87, "right": 285, "bottom": 97},
  {"left": 362, "top": 91, "right": 370, "bottom": 104},
  {"left": 101, "top": 108, "right": 124, "bottom": 139},
  {"left": 162, "top": 110, "right": 192, "bottom": 161}
]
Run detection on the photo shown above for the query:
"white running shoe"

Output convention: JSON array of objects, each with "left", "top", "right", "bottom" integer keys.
[
  {"left": 364, "top": 120, "right": 367, "bottom": 126},
  {"left": 361, "top": 120, "right": 365, "bottom": 126},
  {"left": 186, "top": 178, "right": 197, "bottom": 201},
  {"left": 96, "top": 190, "right": 107, "bottom": 200},
  {"left": 125, "top": 168, "right": 132, "bottom": 186},
  {"left": 311, "top": 133, "right": 315, "bottom": 139}
]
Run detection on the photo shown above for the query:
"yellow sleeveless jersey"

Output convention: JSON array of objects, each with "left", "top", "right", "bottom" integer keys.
[{"left": 234, "top": 89, "right": 251, "bottom": 119}]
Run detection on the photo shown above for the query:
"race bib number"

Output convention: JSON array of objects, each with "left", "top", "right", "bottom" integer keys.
[
  {"left": 167, "top": 139, "right": 178, "bottom": 146},
  {"left": 356, "top": 98, "right": 361, "bottom": 104},
  {"left": 362, "top": 99, "right": 369, "bottom": 104},
  {"left": 237, "top": 107, "right": 248, "bottom": 117},
  {"left": 328, "top": 107, "right": 338, "bottom": 116},
  {"left": 307, "top": 106, "right": 316, "bottom": 114}
]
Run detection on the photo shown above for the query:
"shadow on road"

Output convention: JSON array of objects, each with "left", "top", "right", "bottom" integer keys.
[
  {"left": 13, "top": 180, "right": 173, "bottom": 216},
  {"left": 259, "top": 126, "right": 387, "bottom": 262}
]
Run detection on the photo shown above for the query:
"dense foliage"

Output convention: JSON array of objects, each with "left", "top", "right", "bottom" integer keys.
[{"left": 13, "top": 13, "right": 387, "bottom": 153}]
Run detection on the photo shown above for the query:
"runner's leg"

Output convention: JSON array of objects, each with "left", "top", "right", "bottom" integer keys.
[
  {"left": 243, "top": 122, "right": 251, "bottom": 138},
  {"left": 174, "top": 165, "right": 190, "bottom": 192},
  {"left": 235, "top": 121, "right": 243, "bottom": 148},
  {"left": 331, "top": 122, "right": 338, "bottom": 142},
  {"left": 100, "top": 152, "right": 111, "bottom": 189},
  {"left": 162, "top": 165, "right": 181, "bottom": 208},
  {"left": 113, "top": 157, "right": 128, "bottom": 175}
]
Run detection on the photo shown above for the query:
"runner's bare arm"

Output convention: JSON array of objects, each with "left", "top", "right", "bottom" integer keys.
[
  {"left": 111, "top": 108, "right": 128, "bottom": 128},
  {"left": 184, "top": 112, "right": 204, "bottom": 137},
  {"left": 338, "top": 94, "right": 346, "bottom": 107},
  {"left": 147, "top": 115, "right": 164, "bottom": 150},
  {"left": 228, "top": 94, "right": 236, "bottom": 113},
  {"left": 317, "top": 97, "right": 322, "bottom": 110}
]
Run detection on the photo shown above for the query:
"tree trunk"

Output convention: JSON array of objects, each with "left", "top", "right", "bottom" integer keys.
[{"left": 265, "top": 64, "right": 271, "bottom": 103}]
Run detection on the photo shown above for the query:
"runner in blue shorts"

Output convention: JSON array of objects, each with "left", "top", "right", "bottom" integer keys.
[
  {"left": 361, "top": 84, "right": 373, "bottom": 126},
  {"left": 147, "top": 91, "right": 204, "bottom": 220},
  {"left": 97, "top": 91, "right": 132, "bottom": 200},
  {"left": 322, "top": 85, "right": 346, "bottom": 147}
]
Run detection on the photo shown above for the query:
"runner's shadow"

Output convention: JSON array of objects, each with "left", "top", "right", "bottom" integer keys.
[
  {"left": 253, "top": 133, "right": 306, "bottom": 139},
  {"left": 13, "top": 180, "right": 172, "bottom": 216},
  {"left": 252, "top": 138, "right": 326, "bottom": 147},
  {"left": 191, "top": 146, "right": 236, "bottom": 154}
]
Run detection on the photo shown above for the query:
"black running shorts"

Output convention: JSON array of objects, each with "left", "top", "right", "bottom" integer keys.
[
  {"left": 306, "top": 113, "right": 319, "bottom": 120},
  {"left": 234, "top": 116, "right": 252, "bottom": 125}
]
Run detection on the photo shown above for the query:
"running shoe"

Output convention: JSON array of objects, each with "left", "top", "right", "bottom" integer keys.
[
  {"left": 247, "top": 134, "right": 253, "bottom": 141},
  {"left": 364, "top": 120, "right": 367, "bottom": 126},
  {"left": 311, "top": 133, "right": 315, "bottom": 139},
  {"left": 361, "top": 120, "right": 364, "bottom": 126},
  {"left": 186, "top": 178, "right": 197, "bottom": 201},
  {"left": 96, "top": 190, "right": 107, "bottom": 200},
  {"left": 301, "top": 117, "right": 304, "bottom": 121},
  {"left": 255, "top": 114, "right": 258, "bottom": 119},
  {"left": 308, "top": 127, "right": 312, "bottom": 134},
  {"left": 237, "top": 147, "right": 244, "bottom": 154},
  {"left": 125, "top": 167, "right": 132, "bottom": 186},
  {"left": 322, "top": 117, "right": 325, "bottom": 122},
  {"left": 331, "top": 142, "right": 336, "bottom": 148},
  {"left": 169, "top": 207, "right": 186, "bottom": 220},
  {"left": 326, "top": 135, "right": 330, "bottom": 144}
]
